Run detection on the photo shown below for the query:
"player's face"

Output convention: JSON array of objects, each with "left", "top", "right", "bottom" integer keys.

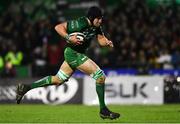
[{"left": 93, "top": 17, "right": 102, "bottom": 27}]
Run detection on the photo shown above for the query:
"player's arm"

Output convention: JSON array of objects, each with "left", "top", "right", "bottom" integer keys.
[
  {"left": 97, "top": 34, "right": 114, "bottom": 47},
  {"left": 55, "top": 22, "right": 68, "bottom": 39},
  {"left": 55, "top": 22, "right": 82, "bottom": 45}
]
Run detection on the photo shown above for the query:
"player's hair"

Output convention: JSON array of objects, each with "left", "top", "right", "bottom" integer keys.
[{"left": 86, "top": 6, "right": 103, "bottom": 24}]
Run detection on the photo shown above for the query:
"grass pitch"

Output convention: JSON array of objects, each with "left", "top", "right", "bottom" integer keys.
[{"left": 0, "top": 104, "right": 180, "bottom": 123}]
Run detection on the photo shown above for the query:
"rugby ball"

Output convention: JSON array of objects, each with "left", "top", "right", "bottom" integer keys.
[{"left": 69, "top": 32, "right": 85, "bottom": 42}]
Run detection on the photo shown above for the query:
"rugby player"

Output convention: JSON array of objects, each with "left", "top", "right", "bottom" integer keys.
[{"left": 16, "top": 6, "right": 120, "bottom": 120}]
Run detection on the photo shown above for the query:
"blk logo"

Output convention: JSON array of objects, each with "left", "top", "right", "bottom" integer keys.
[{"left": 105, "top": 82, "right": 148, "bottom": 98}]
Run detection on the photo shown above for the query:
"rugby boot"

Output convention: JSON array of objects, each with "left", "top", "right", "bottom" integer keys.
[
  {"left": 100, "top": 107, "right": 120, "bottom": 120},
  {"left": 16, "top": 83, "right": 31, "bottom": 104}
]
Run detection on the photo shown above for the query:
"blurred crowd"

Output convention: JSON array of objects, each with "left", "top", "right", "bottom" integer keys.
[
  {"left": 0, "top": 0, "right": 180, "bottom": 77},
  {"left": 96, "top": 0, "right": 180, "bottom": 71},
  {"left": 0, "top": 1, "right": 65, "bottom": 77}
]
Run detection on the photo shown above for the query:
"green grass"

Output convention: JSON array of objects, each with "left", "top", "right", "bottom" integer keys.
[{"left": 0, "top": 104, "right": 180, "bottom": 123}]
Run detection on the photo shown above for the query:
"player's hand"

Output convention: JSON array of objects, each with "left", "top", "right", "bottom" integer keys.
[
  {"left": 69, "top": 34, "right": 82, "bottom": 45},
  {"left": 106, "top": 40, "right": 114, "bottom": 47}
]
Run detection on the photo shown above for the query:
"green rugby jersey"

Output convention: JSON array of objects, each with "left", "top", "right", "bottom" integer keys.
[{"left": 66, "top": 16, "right": 103, "bottom": 53}]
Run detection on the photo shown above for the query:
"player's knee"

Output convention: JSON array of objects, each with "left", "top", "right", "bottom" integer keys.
[
  {"left": 91, "top": 69, "right": 106, "bottom": 84},
  {"left": 54, "top": 70, "right": 70, "bottom": 85},
  {"left": 96, "top": 75, "right": 106, "bottom": 84},
  {"left": 52, "top": 76, "right": 62, "bottom": 85}
]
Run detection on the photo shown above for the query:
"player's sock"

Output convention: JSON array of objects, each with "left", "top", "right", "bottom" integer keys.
[
  {"left": 96, "top": 83, "right": 106, "bottom": 110},
  {"left": 31, "top": 76, "right": 52, "bottom": 89}
]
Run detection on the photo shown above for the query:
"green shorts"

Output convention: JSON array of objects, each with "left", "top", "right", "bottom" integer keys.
[{"left": 64, "top": 47, "right": 89, "bottom": 69}]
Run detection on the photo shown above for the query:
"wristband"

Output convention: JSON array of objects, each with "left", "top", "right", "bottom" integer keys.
[{"left": 64, "top": 35, "right": 71, "bottom": 43}]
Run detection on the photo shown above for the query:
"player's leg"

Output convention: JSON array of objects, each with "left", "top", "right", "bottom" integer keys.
[
  {"left": 16, "top": 61, "right": 74, "bottom": 104},
  {"left": 31, "top": 61, "right": 74, "bottom": 88},
  {"left": 77, "top": 59, "right": 106, "bottom": 108},
  {"left": 77, "top": 59, "right": 120, "bottom": 120}
]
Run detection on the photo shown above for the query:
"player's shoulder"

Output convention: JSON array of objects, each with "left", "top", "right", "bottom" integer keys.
[
  {"left": 68, "top": 16, "right": 86, "bottom": 22},
  {"left": 78, "top": 16, "right": 87, "bottom": 21},
  {"left": 77, "top": 16, "right": 89, "bottom": 24},
  {"left": 68, "top": 16, "right": 88, "bottom": 25}
]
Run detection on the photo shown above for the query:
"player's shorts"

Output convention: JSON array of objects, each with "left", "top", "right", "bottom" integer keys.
[{"left": 64, "top": 47, "right": 89, "bottom": 69}]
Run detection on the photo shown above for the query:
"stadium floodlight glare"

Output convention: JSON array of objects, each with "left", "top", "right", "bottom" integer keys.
[{"left": 177, "top": 77, "right": 180, "bottom": 82}]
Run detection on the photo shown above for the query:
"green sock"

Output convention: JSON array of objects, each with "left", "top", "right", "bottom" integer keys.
[
  {"left": 31, "top": 76, "right": 52, "bottom": 89},
  {"left": 96, "top": 83, "right": 106, "bottom": 110}
]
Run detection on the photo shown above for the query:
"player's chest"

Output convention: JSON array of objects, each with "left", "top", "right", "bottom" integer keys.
[{"left": 82, "top": 27, "right": 96, "bottom": 39}]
